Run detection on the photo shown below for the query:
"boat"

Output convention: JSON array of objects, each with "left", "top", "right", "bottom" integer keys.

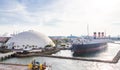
[
  {"left": 70, "top": 32, "right": 109, "bottom": 56},
  {"left": 28, "top": 59, "right": 52, "bottom": 70}
]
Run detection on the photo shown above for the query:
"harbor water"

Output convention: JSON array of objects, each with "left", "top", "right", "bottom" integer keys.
[{"left": 1, "top": 42, "right": 120, "bottom": 70}]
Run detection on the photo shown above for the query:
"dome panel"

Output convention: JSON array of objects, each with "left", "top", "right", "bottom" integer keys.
[{"left": 6, "top": 30, "right": 55, "bottom": 50}]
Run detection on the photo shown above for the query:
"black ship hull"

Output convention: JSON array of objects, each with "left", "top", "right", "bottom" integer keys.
[{"left": 71, "top": 42, "right": 107, "bottom": 56}]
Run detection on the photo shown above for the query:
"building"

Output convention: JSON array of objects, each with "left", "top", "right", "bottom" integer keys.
[
  {"left": 0, "top": 37, "right": 10, "bottom": 48},
  {"left": 6, "top": 30, "right": 55, "bottom": 51}
]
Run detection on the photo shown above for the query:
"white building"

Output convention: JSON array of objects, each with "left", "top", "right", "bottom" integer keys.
[
  {"left": 0, "top": 37, "right": 10, "bottom": 48},
  {"left": 6, "top": 30, "right": 55, "bottom": 50}
]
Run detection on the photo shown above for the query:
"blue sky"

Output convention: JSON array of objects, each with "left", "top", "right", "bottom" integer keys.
[{"left": 0, "top": 0, "right": 120, "bottom": 36}]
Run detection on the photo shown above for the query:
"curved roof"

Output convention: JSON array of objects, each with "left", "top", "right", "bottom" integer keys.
[{"left": 6, "top": 30, "right": 55, "bottom": 49}]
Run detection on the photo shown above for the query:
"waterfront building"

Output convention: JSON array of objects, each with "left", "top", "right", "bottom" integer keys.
[
  {"left": 6, "top": 30, "right": 55, "bottom": 51},
  {"left": 0, "top": 37, "right": 10, "bottom": 48}
]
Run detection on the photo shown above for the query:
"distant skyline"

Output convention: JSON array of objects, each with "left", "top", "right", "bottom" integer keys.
[{"left": 0, "top": 0, "right": 120, "bottom": 36}]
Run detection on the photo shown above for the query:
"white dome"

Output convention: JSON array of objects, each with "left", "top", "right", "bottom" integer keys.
[{"left": 6, "top": 30, "right": 55, "bottom": 50}]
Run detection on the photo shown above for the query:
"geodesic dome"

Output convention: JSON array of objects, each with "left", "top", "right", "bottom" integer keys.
[{"left": 6, "top": 30, "right": 55, "bottom": 50}]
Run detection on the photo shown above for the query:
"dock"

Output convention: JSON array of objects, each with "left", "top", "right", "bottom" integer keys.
[{"left": 0, "top": 51, "right": 16, "bottom": 61}]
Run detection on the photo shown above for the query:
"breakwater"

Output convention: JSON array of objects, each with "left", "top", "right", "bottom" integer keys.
[
  {"left": 112, "top": 50, "right": 120, "bottom": 63},
  {"left": 14, "top": 50, "right": 120, "bottom": 64},
  {"left": 38, "top": 50, "right": 120, "bottom": 63}
]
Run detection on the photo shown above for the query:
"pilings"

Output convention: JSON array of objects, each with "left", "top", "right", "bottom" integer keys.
[{"left": 0, "top": 52, "right": 16, "bottom": 61}]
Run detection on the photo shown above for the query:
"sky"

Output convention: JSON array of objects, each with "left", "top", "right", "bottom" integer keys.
[{"left": 0, "top": 0, "right": 120, "bottom": 37}]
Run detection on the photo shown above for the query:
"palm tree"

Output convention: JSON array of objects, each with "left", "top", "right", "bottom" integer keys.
[{"left": 22, "top": 45, "right": 25, "bottom": 47}]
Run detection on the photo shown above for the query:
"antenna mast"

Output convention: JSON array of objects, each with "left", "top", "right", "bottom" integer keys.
[{"left": 87, "top": 24, "right": 89, "bottom": 36}]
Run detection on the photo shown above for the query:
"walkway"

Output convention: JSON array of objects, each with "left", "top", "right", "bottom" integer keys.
[
  {"left": 0, "top": 52, "right": 16, "bottom": 60},
  {"left": 0, "top": 63, "right": 27, "bottom": 70}
]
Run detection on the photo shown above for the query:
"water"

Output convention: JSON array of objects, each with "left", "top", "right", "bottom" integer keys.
[
  {"left": 54, "top": 43, "right": 120, "bottom": 60},
  {"left": 1, "top": 42, "right": 120, "bottom": 70}
]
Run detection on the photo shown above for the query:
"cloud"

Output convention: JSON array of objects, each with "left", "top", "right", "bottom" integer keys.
[
  {"left": 53, "top": 0, "right": 120, "bottom": 36},
  {"left": 0, "top": 0, "right": 63, "bottom": 35},
  {"left": 0, "top": 2, "right": 33, "bottom": 25},
  {"left": 0, "top": 0, "right": 59, "bottom": 26},
  {"left": 0, "top": 0, "right": 120, "bottom": 36}
]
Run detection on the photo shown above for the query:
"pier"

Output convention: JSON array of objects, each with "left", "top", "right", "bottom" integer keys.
[{"left": 0, "top": 52, "right": 16, "bottom": 61}]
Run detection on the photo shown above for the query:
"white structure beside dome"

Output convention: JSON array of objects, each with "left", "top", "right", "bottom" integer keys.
[{"left": 6, "top": 30, "right": 55, "bottom": 50}]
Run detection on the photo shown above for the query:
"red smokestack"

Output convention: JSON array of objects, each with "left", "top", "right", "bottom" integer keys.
[
  {"left": 93, "top": 32, "right": 97, "bottom": 39},
  {"left": 98, "top": 32, "right": 100, "bottom": 38},
  {"left": 102, "top": 32, "right": 104, "bottom": 38}
]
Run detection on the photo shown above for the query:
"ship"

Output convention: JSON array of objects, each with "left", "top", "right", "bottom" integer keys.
[{"left": 70, "top": 32, "right": 108, "bottom": 56}]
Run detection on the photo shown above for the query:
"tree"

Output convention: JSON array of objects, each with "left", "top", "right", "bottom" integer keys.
[{"left": 45, "top": 45, "right": 52, "bottom": 48}]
